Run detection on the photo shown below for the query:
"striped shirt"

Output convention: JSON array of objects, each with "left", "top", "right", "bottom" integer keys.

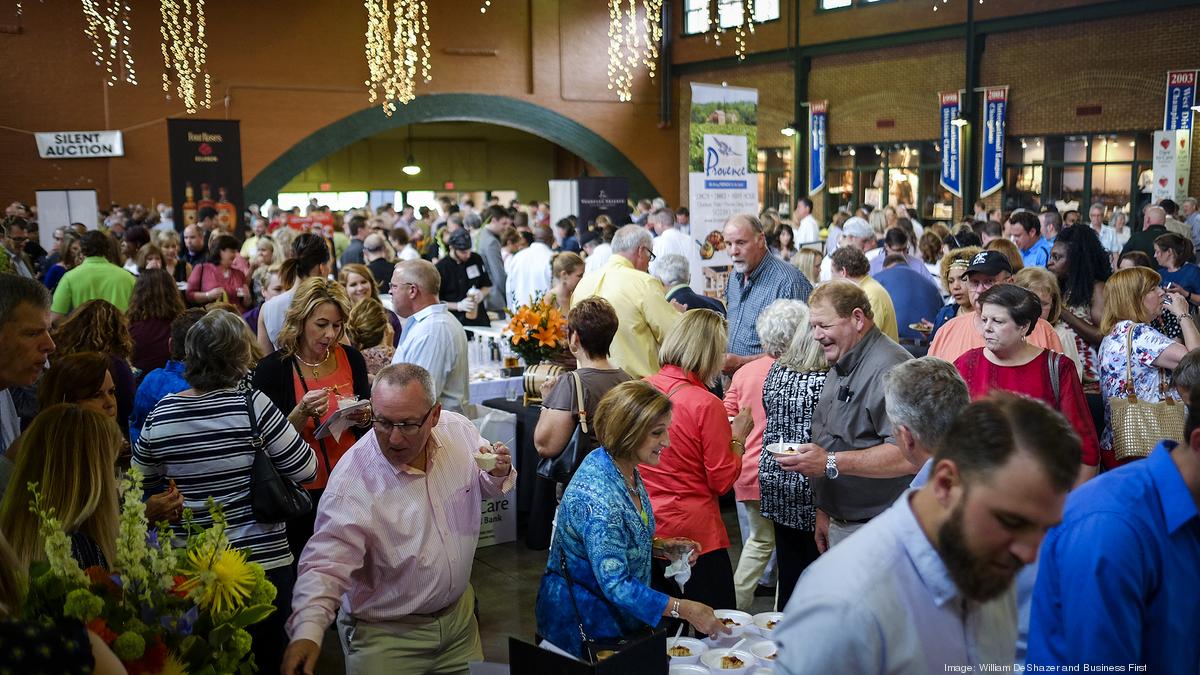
[
  {"left": 132, "top": 388, "right": 316, "bottom": 570},
  {"left": 725, "top": 253, "right": 813, "bottom": 356},
  {"left": 287, "top": 412, "right": 516, "bottom": 646}
]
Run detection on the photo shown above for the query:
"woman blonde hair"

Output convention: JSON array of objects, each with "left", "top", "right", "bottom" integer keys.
[
  {"left": 658, "top": 308, "right": 728, "bottom": 386},
  {"left": 594, "top": 380, "right": 672, "bottom": 462},
  {"left": 552, "top": 251, "right": 584, "bottom": 278},
  {"left": 1013, "top": 267, "right": 1064, "bottom": 324},
  {"left": 793, "top": 248, "right": 822, "bottom": 283},
  {"left": 276, "top": 277, "right": 352, "bottom": 359},
  {"left": 0, "top": 404, "right": 121, "bottom": 576},
  {"left": 338, "top": 263, "right": 382, "bottom": 304},
  {"left": 51, "top": 299, "right": 133, "bottom": 361},
  {"left": 346, "top": 296, "right": 390, "bottom": 351},
  {"left": 1100, "top": 266, "right": 1161, "bottom": 334}
]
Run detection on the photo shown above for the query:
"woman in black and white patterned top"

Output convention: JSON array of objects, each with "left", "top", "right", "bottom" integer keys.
[{"left": 758, "top": 300, "right": 828, "bottom": 610}]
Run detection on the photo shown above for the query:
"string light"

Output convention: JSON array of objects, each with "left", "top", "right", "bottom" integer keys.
[
  {"left": 479, "top": 0, "right": 491, "bottom": 13},
  {"left": 607, "top": 0, "right": 662, "bottom": 103},
  {"left": 80, "top": 0, "right": 138, "bottom": 86},
  {"left": 364, "top": 0, "right": 432, "bottom": 116},
  {"left": 160, "top": 0, "right": 211, "bottom": 113},
  {"left": 700, "top": 0, "right": 755, "bottom": 61}
]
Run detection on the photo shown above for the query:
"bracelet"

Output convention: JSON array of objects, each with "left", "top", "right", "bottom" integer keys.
[
  {"left": 731, "top": 438, "right": 745, "bottom": 450},
  {"left": 669, "top": 599, "right": 681, "bottom": 619}
]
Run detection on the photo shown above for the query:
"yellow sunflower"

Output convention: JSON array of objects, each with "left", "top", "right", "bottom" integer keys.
[
  {"left": 155, "top": 652, "right": 190, "bottom": 675},
  {"left": 177, "top": 544, "right": 256, "bottom": 616}
]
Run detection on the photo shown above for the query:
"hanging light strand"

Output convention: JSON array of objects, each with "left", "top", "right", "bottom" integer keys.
[
  {"left": 160, "top": 0, "right": 211, "bottom": 113},
  {"left": 80, "top": 0, "right": 138, "bottom": 86},
  {"left": 606, "top": 0, "right": 662, "bottom": 103},
  {"left": 364, "top": 0, "right": 432, "bottom": 116}
]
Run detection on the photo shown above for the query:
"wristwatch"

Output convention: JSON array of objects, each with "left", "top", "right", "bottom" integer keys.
[
  {"left": 825, "top": 452, "right": 839, "bottom": 480},
  {"left": 669, "top": 599, "right": 681, "bottom": 619}
]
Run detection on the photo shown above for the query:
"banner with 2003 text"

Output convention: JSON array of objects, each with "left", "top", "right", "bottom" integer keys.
[
  {"left": 1164, "top": 69, "right": 1197, "bottom": 131},
  {"left": 939, "top": 91, "right": 963, "bottom": 198},
  {"left": 808, "top": 101, "right": 827, "bottom": 197}
]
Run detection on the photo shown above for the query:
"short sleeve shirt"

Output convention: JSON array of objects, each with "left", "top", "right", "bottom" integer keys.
[
  {"left": 542, "top": 367, "right": 633, "bottom": 416},
  {"left": 436, "top": 252, "right": 493, "bottom": 326},
  {"left": 1098, "top": 321, "right": 1177, "bottom": 451}
]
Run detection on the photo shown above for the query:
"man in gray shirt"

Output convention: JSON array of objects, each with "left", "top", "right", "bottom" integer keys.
[
  {"left": 477, "top": 205, "right": 511, "bottom": 315},
  {"left": 775, "top": 280, "right": 916, "bottom": 549}
]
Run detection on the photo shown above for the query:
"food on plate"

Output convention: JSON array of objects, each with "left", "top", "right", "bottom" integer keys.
[
  {"left": 720, "top": 655, "right": 746, "bottom": 669},
  {"left": 668, "top": 645, "right": 692, "bottom": 657},
  {"left": 766, "top": 619, "right": 778, "bottom": 630},
  {"left": 700, "top": 240, "right": 716, "bottom": 260},
  {"left": 706, "top": 231, "right": 726, "bottom": 251},
  {"left": 719, "top": 618, "right": 739, "bottom": 627}
]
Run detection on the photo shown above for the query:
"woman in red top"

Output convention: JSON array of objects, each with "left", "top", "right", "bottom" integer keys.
[
  {"left": 186, "top": 234, "right": 251, "bottom": 309},
  {"left": 252, "top": 277, "right": 371, "bottom": 562},
  {"left": 954, "top": 284, "right": 1100, "bottom": 485},
  {"left": 643, "top": 309, "right": 751, "bottom": 614}
]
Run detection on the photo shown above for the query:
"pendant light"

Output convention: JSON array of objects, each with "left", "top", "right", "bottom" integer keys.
[{"left": 402, "top": 125, "right": 421, "bottom": 176}]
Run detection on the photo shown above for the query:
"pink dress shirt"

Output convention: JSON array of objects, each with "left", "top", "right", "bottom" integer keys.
[
  {"left": 642, "top": 365, "right": 741, "bottom": 555},
  {"left": 286, "top": 411, "right": 516, "bottom": 647},
  {"left": 723, "top": 355, "right": 772, "bottom": 502}
]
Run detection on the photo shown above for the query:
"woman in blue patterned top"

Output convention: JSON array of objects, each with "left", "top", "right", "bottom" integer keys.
[{"left": 535, "top": 380, "right": 728, "bottom": 657}]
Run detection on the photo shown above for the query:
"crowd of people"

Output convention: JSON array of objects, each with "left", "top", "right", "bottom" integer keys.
[{"left": 1, "top": 190, "right": 1198, "bottom": 674}]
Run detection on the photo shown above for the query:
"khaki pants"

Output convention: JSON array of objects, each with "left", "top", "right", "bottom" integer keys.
[
  {"left": 732, "top": 500, "right": 776, "bottom": 612},
  {"left": 828, "top": 519, "right": 867, "bottom": 549},
  {"left": 337, "top": 585, "right": 483, "bottom": 675}
]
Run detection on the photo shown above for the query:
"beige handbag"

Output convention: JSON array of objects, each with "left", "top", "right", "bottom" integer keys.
[{"left": 1109, "top": 326, "right": 1185, "bottom": 461}]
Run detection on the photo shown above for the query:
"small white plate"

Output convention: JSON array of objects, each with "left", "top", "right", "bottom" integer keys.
[
  {"left": 712, "top": 609, "right": 754, "bottom": 638},
  {"left": 701, "top": 648, "right": 757, "bottom": 674},
  {"left": 750, "top": 640, "right": 778, "bottom": 662},
  {"left": 669, "top": 665, "right": 710, "bottom": 675},
  {"left": 764, "top": 442, "right": 805, "bottom": 456},
  {"left": 666, "top": 636, "right": 707, "bottom": 665},
  {"left": 752, "top": 611, "right": 784, "bottom": 634}
]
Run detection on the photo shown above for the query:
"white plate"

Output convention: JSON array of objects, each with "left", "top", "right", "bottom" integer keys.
[
  {"left": 712, "top": 609, "right": 754, "bottom": 638},
  {"left": 701, "top": 648, "right": 757, "bottom": 674},
  {"left": 666, "top": 636, "right": 707, "bottom": 665},
  {"left": 764, "top": 442, "right": 806, "bottom": 456},
  {"left": 750, "top": 640, "right": 778, "bottom": 662},
  {"left": 669, "top": 665, "right": 710, "bottom": 675},
  {"left": 752, "top": 611, "right": 784, "bottom": 634}
]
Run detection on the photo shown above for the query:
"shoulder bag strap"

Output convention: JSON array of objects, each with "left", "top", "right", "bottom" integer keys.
[
  {"left": 292, "top": 359, "right": 333, "bottom": 477},
  {"left": 1124, "top": 324, "right": 1137, "bottom": 400},
  {"left": 572, "top": 371, "right": 588, "bottom": 434},
  {"left": 243, "top": 389, "right": 263, "bottom": 447},
  {"left": 559, "top": 547, "right": 591, "bottom": 648},
  {"left": 1047, "top": 351, "right": 1061, "bottom": 407}
]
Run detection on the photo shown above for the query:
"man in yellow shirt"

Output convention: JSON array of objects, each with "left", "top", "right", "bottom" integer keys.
[
  {"left": 572, "top": 225, "right": 681, "bottom": 378},
  {"left": 830, "top": 246, "right": 899, "bottom": 342}
]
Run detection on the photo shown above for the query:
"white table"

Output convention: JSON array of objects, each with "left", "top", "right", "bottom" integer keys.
[{"left": 468, "top": 375, "right": 523, "bottom": 404}]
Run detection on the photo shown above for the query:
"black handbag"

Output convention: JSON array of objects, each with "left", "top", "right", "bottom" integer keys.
[
  {"left": 246, "top": 389, "right": 313, "bottom": 523},
  {"left": 558, "top": 547, "right": 658, "bottom": 663},
  {"left": 537, "top": 371, "right": 598, "bottom": 484}
]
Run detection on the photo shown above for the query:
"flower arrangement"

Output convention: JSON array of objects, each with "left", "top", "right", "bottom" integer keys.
[
  {"left": 22, "top": 468, "right": 277, "bottom": 675},
  {"left": 505, "top": 295, "right": 567, "bottom": 365}
]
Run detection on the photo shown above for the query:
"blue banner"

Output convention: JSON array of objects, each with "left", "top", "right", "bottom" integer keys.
[
  {"left": 1164, "top": 70, "right": 1197, "bottom": 131},
  {"left": 980, "top": 87, "right": 1007, "bottom": 198},
  {"left": 808, "top": 101, "right": 827, "bottom": 196},
  {"left": 939, "top": 91, "right": 962, "bottom": 198}
]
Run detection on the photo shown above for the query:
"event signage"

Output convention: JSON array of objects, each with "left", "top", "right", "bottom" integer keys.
[
  {"left": 166, "top": 119, "right": 245, "bottom": 235},
  {"left": 980, "top": 87, "right": 1008, "bottom": 198},
  {"left": 1151, "top": 129, "right": 1191, "bottom": 203},
  {"left": 939, "top": 91, "right": 963, "bottom": 198},
  {"left": 34, "top": 130, "right": 124, "bottom": 158},
  {"left": 808, "top": 101, "right": 827, "bottom": 196},
  {"left": 1164, "top": 69, "right": 1197, "bottom": 131},
  {"left": 689, "top": 82, "right": 759, "bottom": 269},
  {"left": 577, "top": 176, "right": 630, "bottom": 232}
]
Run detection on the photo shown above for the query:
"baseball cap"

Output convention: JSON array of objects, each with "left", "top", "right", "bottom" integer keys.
[
  {"left": 965, "top": 250, "right": 1013, "bottom": 276},
  {"left": 448, "top": 229, "right": 473, "bottom": 251},
  {"left": 841, "top": 217, "right": 874, "bottom": 240}
]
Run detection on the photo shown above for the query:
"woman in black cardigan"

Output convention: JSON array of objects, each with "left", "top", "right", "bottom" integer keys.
[{"left": 252, "top": 277, "right": 371, "bottom": 562}]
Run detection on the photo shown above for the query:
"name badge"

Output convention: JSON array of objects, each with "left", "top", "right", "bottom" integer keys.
[{"left": 466, "top": 265, "right": 481, "bottom": 279}]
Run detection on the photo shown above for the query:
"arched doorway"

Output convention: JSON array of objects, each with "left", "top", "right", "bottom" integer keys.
[{"left": 245, "top": 93, "right": 656, "bottom": 204}]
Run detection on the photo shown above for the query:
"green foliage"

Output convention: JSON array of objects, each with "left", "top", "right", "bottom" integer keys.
[
  {"left": 230, "top": 604, "right": 275, "bottom": 629},
  {"left": 688, "top": 124, "right": 759, "bottom": 173},
  {"left": 63, "top": 588, "right": 104, "bottom": 622},
  {"left": 690, "top": 100, "right": 758, "bottom": 126},
  {"left": 112, "top": 631, "right": 146, "bottom": 661}
]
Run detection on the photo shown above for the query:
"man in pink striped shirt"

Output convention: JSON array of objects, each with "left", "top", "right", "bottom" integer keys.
[{"left": 281, "top": 363, "right": 516, "bottom": 675}]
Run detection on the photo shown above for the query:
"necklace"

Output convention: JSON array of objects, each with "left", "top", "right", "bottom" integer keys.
[{"left": 296, "top": 347, "right": 331, "bottom": 378}]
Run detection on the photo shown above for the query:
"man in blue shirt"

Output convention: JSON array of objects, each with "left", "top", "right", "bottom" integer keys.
[
  {"left": 1006, "top": 211, "right": 1051, "bottom": 267},
  {"left": 1026, "top": 395, "right": 1200, "bottom": 672},
  {"left": 129, "top": 309, "right": 205, "bottom": 445},
  {"left": 722, "top": 214, "right": 812, "bottom": 374},
  {"left": 774, "top": 394, "right": 1079, "bottom": 674},
  {"left": 875, "top": 253, "right": 944, "bottom": 342}
]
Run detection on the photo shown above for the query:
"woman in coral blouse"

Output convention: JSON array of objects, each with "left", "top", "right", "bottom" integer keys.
[
  {"left": 954, "top": 284, "right": 1099, "bottom": 485},
  {"left": 642, "top": 309, "right": 751, "bottom": 614}
]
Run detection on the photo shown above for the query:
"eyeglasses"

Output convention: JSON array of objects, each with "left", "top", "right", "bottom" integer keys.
[
  {"left": 641, "top": 246, "right": 656, "bottom": 262},
  {"left": 388, "top": 281, "right": 417, "bottom": 294},
  {"left": 369, "top": 405, "right": 435, "bottom": 436}
]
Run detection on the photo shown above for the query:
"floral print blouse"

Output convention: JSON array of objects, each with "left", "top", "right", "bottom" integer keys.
[{"left": 1098, "top": 320, "right": 1177, "bottom": 451}]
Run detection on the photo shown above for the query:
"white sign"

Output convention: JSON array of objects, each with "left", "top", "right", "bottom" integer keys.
[
  {"left": 35, "top": 130, "right": 124, "bottom": 159},
  {"left": 471, "top": 406, "right": 518, "bottom": 548},
  {"left": 1151, "top": 130, "right": 1192, "bottom": 203}
]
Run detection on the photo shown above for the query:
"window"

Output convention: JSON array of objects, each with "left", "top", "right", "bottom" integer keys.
[
  {"left": 823, "top": 142, "right": 943, "bottom": 221},
  {"left": 683, "top": 0, "right": 780, "bottom": 35},
  {"left": 1002, "top": 133, "right": 1154, "bottom": 219},
  {"left": 819, "top": 0, "right": 852, "bottom": 9},
  {"left": 757, "top": 147, "right": 792, "bottom": 214},
  {"left": 277, "top": 191, "right": 369, "bottom": 212}
]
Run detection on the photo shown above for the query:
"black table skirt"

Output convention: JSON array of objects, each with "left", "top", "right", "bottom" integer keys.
[{"left": 481, "top": 398, "right": 557, "bottom": 550}]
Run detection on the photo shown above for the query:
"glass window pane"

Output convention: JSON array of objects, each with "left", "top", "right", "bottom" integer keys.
[
  {"left": 753, "top": 0, "right": 779, "bottom": 21},
  {"left": 889, "top": 168, "right": 918, "bottom": 209},
  {"left": 335, "top": 192, "right": 369, "bottom": 211},
  {"left": 1094, "top": 134, "right": 1135, "bottom": 163},
  {"left": 821, "top": 0, "right": 852, "bottom": 8},
  {"left": 1091, "top": 165, "right": 1132, "bottom": 214},
  {"left": 1004, "top": 166, "right": 1043, "bottom": 213},
  {"left": 404, "top": 190, "right": 439, "bottom": 213},
  {"left": 718, "top": 1, "right": 742, "bottom": 28},
  {"left": 684, "top": 9, "right": 709, "bottom": 34},
  {"left": 1047, "top": 166, "right": 1085, "bottom": 212},
  {"left": 277, "top": 192, "right": 309, "bottom": 212},
  {"left": 1135, "top": 132, "right": 1154, "bottom": 161}
]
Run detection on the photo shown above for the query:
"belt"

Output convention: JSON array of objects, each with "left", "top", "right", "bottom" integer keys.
[{"left": 830, "top": 516, "right": 872, "bottom": 526}]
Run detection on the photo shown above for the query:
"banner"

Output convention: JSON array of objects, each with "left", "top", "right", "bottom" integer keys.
[
  {"left": 1152, "top": 130, "right": 1192, "bottom": 203},
  {"left": 35, "top": 131, "right": 124, "bottom": 158},
  {"left": 939, "top": 91, "right": 963, "bottom": 198},
  {"left": 980, "top": 87, "right": 1007, "bottom": 199},
  {"left": 1164, "top": 70, "right": 1197, "bottom": 131},
  {"left": 166, "top": 119, "right": 244, "bottom": 235},
  {"left": 576, "top": 176, "right": 630, "bottom": 233},
  {"left": 808, "top": 101, "right": 827, "bottom": 196},
  {"left": 689, "top": 82, "right": 759, "bottom": 268}
]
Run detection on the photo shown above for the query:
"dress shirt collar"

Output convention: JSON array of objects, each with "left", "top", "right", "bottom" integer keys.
[
  {"left": 1020, "top": 237, "right": 1046, "bottom": 256},
  {"left": 1147, "top": 441, "right": 1200, "bottom": 534},
  {"left": 606, "top": 254, "right": 635, "bottom": 271},
  {"left": 410, "top": 302, "right": 448, "bottom": 323},
  {"left": 656, "top": 364, "right": 704, "bottom": 389},
  {"left": 734, "top": 251, "right": 776, "bottom": 288},
  {"left": 832, "top": 326, "right": 884, "bottom": 377},
  {"left": 164, "top": 359, "right": 186, "bottom": 374},
  {"left": 895, "top": 490, "right": 961, "bottom": 608}
]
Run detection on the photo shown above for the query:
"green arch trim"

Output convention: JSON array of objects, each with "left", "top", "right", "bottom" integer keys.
[{"left": 244, "top": 93, "right": 657, "bottom": 204}]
